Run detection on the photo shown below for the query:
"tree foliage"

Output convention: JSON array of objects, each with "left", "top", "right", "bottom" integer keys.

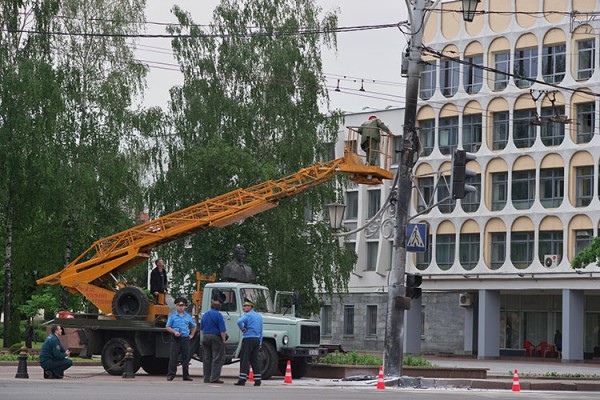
[
  {"left": 150, "top": 0, "right": 352, "bottom": 312},
  {"left": 571, "top": 236, "right": 600, "bottom": 269}
]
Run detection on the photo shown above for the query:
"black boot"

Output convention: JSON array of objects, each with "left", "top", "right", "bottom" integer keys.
[{"left": 234, "top": 380, "right": 246, "bottom": 386}]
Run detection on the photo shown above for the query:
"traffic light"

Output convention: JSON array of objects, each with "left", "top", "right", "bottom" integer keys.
[
  {"left": 405, "top": 273, "right": 422, "bottom": 299},
  {"left": 451, "top": 149, "right": 477, "bottom": 199}
]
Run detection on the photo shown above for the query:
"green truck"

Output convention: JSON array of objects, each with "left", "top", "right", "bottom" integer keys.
[{"left": 56, "top": 281, "right": 326, "bottom": 379}]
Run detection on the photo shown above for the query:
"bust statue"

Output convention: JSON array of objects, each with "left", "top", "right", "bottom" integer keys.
[{"left": 222, "top": 244, "right": 255, "bottom": 283}]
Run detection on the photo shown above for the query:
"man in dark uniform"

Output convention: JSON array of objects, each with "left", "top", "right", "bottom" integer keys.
[
  {"left": 39, "top": 325, "right": 72, "bottom": 379},
  {"left": 357, "top": 115, "right": 392, "bottom": 166},
  {"left": 150, "top": 258, "right": 168, "bottom": 301}
]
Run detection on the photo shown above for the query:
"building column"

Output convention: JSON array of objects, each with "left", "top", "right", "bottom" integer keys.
[
  {"left": 404, "top": 297, "right": 422, "bottom": 356},
  {"left": 463, "top": 304, "right": 475, "bottom": 355},
  {"left": 562, "top": 289, "right": 584, "bottom": 362},
  {"left": 477, "top": 289, "right": 500, "bottom": 359}
]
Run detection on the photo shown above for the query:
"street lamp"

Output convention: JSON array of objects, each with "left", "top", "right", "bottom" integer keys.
[
  {"left": 461, "top": 0, "right": 481, "bottom": 22},
  {"left": 326, "top": 203, "right": 346, "bottom": 230}
]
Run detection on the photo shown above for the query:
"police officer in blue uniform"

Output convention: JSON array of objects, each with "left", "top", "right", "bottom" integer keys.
[
  {"left": 165, "top": 297, "right": 197, "bottom": 381},
  {"left": 234, "top": 299, "right": 263, "bottom": 386},
  {"left": 39, "top": 324, "right": 72, "bottom": 379}
]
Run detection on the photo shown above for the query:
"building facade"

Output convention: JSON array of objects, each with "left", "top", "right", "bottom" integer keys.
[{"left": 320, "top": 0, "right": 600, "bottom": 361}]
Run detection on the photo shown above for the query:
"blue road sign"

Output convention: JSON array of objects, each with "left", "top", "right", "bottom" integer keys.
[{"left": 406, "top": 223, "right": 427, "bottom": 252}]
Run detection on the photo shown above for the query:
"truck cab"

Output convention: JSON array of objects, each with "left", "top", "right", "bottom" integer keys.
[{"left": 200, "top": 282, "right": 326, "bottom": 379}]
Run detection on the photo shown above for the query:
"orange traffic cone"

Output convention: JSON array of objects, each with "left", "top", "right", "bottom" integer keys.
[
  {"left": 512, "top": 369, "right": 520, "bottom": 392},
  {"left": 248, "top": 367, "right": 254, "bottom": 383},
  {"left": 283, "top": 360, "right": 293, "bottom": 384},
  {"left": 376, "top": 365, "right": 385, "bottom": 390}
]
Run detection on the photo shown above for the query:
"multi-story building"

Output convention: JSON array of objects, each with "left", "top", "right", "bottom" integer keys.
[{"left": 320, "top": 0, "right": 600, "bottom": 361}]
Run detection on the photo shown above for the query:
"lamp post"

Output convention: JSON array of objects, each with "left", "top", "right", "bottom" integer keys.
[{"left": 383, "top": 0, "right": 480, "bottom": 378}]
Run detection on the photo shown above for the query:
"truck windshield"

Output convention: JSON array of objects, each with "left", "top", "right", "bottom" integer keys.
[{"left": 240, "top": 288, "right": 273, "bottom": 313}]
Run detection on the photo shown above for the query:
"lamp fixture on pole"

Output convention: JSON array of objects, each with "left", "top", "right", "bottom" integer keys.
[
  {"left": 326, "top": 203, "right": 346, "bottom": 230},
  {"left": 461, "top": 0, "right": 481, "bottom": 22}
]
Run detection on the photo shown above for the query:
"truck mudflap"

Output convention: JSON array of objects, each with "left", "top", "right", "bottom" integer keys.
[{"left": 280, "top": 347, "right": 328, "bottom": 358}]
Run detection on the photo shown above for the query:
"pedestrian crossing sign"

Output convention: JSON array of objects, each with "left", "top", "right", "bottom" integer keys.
[{"left": 406, "top": 223, "right": 427, "bottom": 252}]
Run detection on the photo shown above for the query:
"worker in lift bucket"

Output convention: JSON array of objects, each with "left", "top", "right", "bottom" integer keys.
[{"left": 357, "top": 115, "right": 392, "bottom": 166}]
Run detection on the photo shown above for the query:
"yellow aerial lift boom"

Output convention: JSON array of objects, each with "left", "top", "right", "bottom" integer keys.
[{"left": 37, "top": 128, "right": 394, "bottom": 320}]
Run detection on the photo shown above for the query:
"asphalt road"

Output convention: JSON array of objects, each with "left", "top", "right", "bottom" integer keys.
[{"left": 2, "top": 379, "right": 600, "bottom": 400}]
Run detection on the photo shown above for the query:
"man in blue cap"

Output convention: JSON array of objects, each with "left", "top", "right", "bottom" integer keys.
[
  {"left": 165, "top": 296, "right": 196, "bottom": 381},
  {"left": 234, "top": 299, "right": 263, "bottom": 386}
]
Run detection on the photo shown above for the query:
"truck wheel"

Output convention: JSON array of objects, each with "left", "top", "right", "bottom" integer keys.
[
  {"left": 291, "top": 357, "right": 310, "bottom": 379},
  {"left": 112, "top": 286, "right": 149, "bottom": 320},
  {"left": 259, "top": 341, "right": 278, "bottom": 380},
  {"left": 101, "top": 337, "right": 141, "bottom": 376},
  {"left": 140, "top": 356, "right": 169, "bottom": 375}
]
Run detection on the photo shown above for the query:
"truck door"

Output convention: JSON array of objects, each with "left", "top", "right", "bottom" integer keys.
[{"left": 217, "top": 288, "right": 241, "bottom": 357}]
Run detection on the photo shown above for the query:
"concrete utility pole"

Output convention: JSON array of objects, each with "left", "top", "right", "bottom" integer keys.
[{"left": 383, "top": 0, "right": 426, "bottom": 378}]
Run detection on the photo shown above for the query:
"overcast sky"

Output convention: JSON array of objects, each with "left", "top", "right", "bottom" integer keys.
[{"left": 140, "top": 0, "right": 408, "bottom": 114}]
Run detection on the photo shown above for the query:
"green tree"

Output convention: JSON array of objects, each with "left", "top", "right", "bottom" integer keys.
[
  {"left": 39, "top": 0, "right": 149, "bottom": 308},
  {"left": 150, "top": 0, "right": 352, "bottom": 312},
  {"left": 0, "top": 0, "right": 63, "bottom": 347},
  {"left": 572, "top": 237, "right": 600, "bottom": 270}
]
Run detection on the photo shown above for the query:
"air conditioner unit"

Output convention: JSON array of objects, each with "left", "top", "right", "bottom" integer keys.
[
  {"left": 459, "top": 293, "right": 474, "bottom": 307},
  {"left": 543, "top": 254, "right": 559, "bottom": 268}
]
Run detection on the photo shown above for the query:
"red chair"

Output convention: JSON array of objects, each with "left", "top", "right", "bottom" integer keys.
[
  {"left": 537, "top": 341, "right": 548, "bottom": 357},
  {"left": 524, "top": 340, "right": 536, "bottom": 357},
  {"left": 542, "top": 343, "right": 556, "bottom": 358}
]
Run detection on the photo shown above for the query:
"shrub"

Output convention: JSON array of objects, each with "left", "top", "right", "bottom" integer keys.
[{"left": 318, "top": 351, "right": 434, "bottom": 367}]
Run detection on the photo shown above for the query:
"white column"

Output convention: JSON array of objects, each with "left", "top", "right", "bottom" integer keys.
[
  {"left": 404, "top": 297, "right": 422, "bottom": 356},
  {"left": 562, "top": 289, "right": 584, "bottom": 362},
  {"left": 477, "top": 289, "right": 500, "bottom": 359}
]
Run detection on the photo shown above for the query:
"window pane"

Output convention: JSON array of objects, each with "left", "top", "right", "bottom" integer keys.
[
  {"left": 464, "top": 54, "right": 483, "bottom": 94},
  {"left": 418, "top": 119, "right": 435, "bottom": 156},
  {"left": 514, "top": 47, "right": 538, "bottom": 88},
  {"left": 491, "top": 232, "right": 506, "bottom": 269},
  {"left": 463, "top": 114, "right": 482, "bottom": 153},
  {"left": 576, "top": 102, "right": 594, "bottom": 144},
  {"left": 575, "top": 230, "right": 593, "bottom": 256},
  {"left": 416, "top": 234, "right": 432, "bottom": 270},
  {"left": 512, "top": 170, "right": 535, "bottom": 209},
  {"left": 511, "top": 231, "right": 534, "bottom": 269},
  {"left": 459, "top": 233, "right": 480, "bottom": 270},
  {"left": 436, "top": 234, "right": 455, "bottom": 270},
  {"left": 343, "top": 305, "right": 354, "bottom": 336},
  {"left": 494, "top": 51, "right": 510, "bottom": 90},
  {"left": 540, "top": 106, "right": 565, "bottom": 146},
  {"left": 367, "top": 190, "right": 381, "bottom": 218},
  {"left": 441, "top": 58, "right": 459, "bottom": 97},
  {"left": 539, "top": 168, "right": 564, "bottom": 208},
  {"left": 492, "top": 172, "right": 508, "bottom": 211},
  {"left": 366, "top": 305, "right": 377, "bottom": 336},
  {"left": 542, "top": 43, "right": 566, "bottom": 83},
  {"left": 345, "top": 191, "right": 358, "bottom": 219},
  {"left": 576, "top": 166, "right": 593, "bottom": 207},
  {"left": 419, "top": 61, "right": 436, "bottom": 100},
  {"left": 417, "top": 177, "right": 434, "bottom": 213},
  {"left": 366, "top": 242, "right": 378, "bottom": 271},
  {"left": 513, "top": 109, "right": 537, "bottom": 148},
  {"left": 461, "top": 174, "right": 481, "bottom": 212},
  {"left": 492, "top": 111, "right": 509, "bottom": 150},
  {"left": 577, "top": 39, "right": 595, "bottom": 80},
  {"left": 538, "top": 231, "right": 563, "bottom": 264},
  {"left": 439, "top": 116, "right": 458, "bottom": 155},
  {"left": 321, "top": 305, "right": 332, "bottom": 336}
]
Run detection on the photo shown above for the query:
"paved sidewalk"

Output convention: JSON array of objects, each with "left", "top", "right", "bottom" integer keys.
[{"left": 2, "top": 357, "right": 600, "bottom": 391}]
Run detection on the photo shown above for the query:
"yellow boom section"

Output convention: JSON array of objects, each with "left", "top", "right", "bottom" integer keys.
[{"left": 37, "top": 130, "right": 394, "bottom": 315}]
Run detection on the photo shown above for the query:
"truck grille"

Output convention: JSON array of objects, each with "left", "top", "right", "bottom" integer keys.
[{"left": 300, "top": 325, "right": 320, "bottom": 345}]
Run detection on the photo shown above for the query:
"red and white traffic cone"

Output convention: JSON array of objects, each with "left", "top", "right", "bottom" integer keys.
[
  {"left": 376, "top": 365, "right": 385, "bottom": 390},
  {"left": 283, "top": 360, "right": 293, "bottom": 384},
  {"left": 248, "top": 367, "right": 254, "bottom": 383},
  {"left": 512, "top": 369, "right": 520, "bottom": 392}
]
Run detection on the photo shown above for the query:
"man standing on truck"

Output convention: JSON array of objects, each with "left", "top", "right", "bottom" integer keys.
[
  {"left": 200, "top": 300, "right": 228, "bottom": 383},
  {"left": 234, "top": 299, "right": 263, "bottom": 386},
  {"left": 150, "top": 258, "right": 168, "bottom": 301},
  {"left": 166, "top": 297, "right": 196, "bottom": 381}
]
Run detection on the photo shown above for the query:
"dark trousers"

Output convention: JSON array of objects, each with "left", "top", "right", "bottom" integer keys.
[
  {"left": 202, "top": 334, "right": 224, "bottom": 382},
  {"left": 167, "top": 336, "right": 191, "bottom": 378},
  {"left": 41, "top": 358, "right": 73, "bottom": 378},
  {"left": 238, "top": 337, "right": 261, "bottom": 383},
  {"left": 361, "top": 140, "right": 380, "bottom": 166}
]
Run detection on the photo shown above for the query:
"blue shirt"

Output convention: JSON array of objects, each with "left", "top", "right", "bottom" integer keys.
[
  {"left": 200, "top": 309, "right": 226, "bottom": 335},
  {"left": 237, "top": 309, "right": 263, "bottom": 345},
  {"left": 166, "top": 311, "right": 196, "bottom": 337}
]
